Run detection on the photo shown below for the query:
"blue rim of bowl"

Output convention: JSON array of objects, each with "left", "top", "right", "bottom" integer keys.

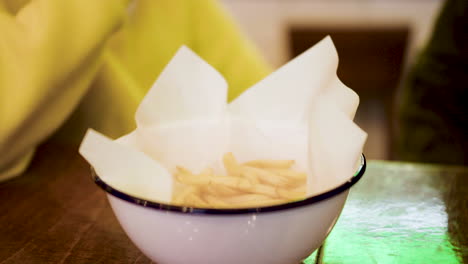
[{"left": 92, "top": 154, "right": 366, "bottom": 215}]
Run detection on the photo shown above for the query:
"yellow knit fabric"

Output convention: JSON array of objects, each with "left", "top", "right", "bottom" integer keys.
[{"left": 0, "top": 0, "right": 270, "bottom": 181}]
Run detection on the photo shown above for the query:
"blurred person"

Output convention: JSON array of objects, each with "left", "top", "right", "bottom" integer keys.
[
  {"left": 397, "top": 0, "right": 467, "bottom": 165},
  {"left": 0, "top": 0, "right": 270, "bottom": 181}
]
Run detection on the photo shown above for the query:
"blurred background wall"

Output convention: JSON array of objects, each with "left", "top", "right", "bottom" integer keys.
[{"left": 221, "top": 0, "right": 444, "bottom": 160}]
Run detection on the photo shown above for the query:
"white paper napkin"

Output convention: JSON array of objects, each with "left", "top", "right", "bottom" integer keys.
[
  {"left": 79, "top": 36, "right": 367, "bottom": 202},
  {"left": 79, "top": 129, "right": 173, "bottom": 203}
]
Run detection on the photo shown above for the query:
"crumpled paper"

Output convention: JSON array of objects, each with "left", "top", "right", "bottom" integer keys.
[{"left": 79, "top": 36, "right": 367, "bottom": 204}]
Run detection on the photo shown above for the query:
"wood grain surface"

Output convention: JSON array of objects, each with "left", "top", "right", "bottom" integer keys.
[
  {"left": 1, "top": 142, "right": 466, "bottom": 263},
  {"left": 0, "top": 143, "right": 152, "bottom": 264}
]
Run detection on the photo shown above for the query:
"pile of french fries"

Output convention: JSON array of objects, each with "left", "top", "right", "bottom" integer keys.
[{"left": 172, "top": 153, "right": 307, "bottom": 208}]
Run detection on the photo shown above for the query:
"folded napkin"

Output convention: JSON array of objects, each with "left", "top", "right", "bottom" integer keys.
[{"left": 79, "top": 36, "right": 367, "bottom": 203}]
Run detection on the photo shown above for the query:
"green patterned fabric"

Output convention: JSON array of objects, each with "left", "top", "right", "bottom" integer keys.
[{"left": 398, "top": 0, "right": 468, "bottom": 165}]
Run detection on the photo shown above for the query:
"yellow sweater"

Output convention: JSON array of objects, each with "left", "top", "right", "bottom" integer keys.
[{"left": 0, "top": 0, "right": 270, "bottom": 181}]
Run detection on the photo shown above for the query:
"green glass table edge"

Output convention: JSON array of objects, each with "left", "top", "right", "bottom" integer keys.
[{"left": 301, "top": 160, "right": 467, "bottom": 264}]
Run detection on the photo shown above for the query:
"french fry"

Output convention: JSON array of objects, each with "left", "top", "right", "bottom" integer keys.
[
  {"left": 232, "top": 199, "right": 286, "bottom": 208},
  {"left": 290, "top": 184, "right": 307, "bottom": 194},
  {"left": 271, "top": 169, "right": 307, "bottom": 181},
  {"left": 175, "top": 174, "right": 208, "bottom": 186},
  {"left": 224, "top": 194, "right": 276, "bottom": 204},
  {"left": 223, "top": 152, "right": 241, "bottom": 177},
  {"left": 241, "top": 166, "right": 289, "bottom": 186},
  {"left": 203, "top": 185, "right": 240, "bottom": 197},
  {"left": 276, "top": 188, "right": 305, "bottom": 200},
  {"left": 199, "top": 167, "right": 214, "bottom": 177},
  {"left": 202, "top": 193, "right": 232, "bottom": 208},
  {"left": 252, "top": 184, "right": 304, "bottom": 200},
  {"left": 224, "top": 194, "right": 285, "bottom": 208},
  {"left": 209, "top": 176, "right": 253, "bottom": 192},
  {"left": 243, "top": 159, "right": 294, "bottom": 169},
  {"left": 284, "top": 179, "right": 307, "bottom": 188},
  {"left": 184, "top": 192, "right": 209, "bottom": 208},
  {"left": 250, "top": 184, "right": 279, "bottom": 198},
  {"left": 239, "top": 169, "right": 260, "bottom": 184},
  {"left": 173, "top": 186, "right": 199, "bottom": 205},
  {"left": 171, "top": 153, "right": 308, "bottom": 209},
  {"left": 175, "top": 167, "right": 218, "bottom": 185}
]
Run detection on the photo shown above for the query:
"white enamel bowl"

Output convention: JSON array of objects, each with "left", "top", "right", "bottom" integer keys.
[{"left": 92, "top": 155, "right": 366, "bottom": 264}]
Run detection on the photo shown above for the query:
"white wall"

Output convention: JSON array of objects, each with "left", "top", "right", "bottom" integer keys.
[{"left": 222, "top": 0, "right": 443, "bottom": 68}]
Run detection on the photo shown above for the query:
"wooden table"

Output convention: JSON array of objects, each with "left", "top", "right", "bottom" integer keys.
[{"left": 1, "top": 142, "right": 467, "bottom": 264}]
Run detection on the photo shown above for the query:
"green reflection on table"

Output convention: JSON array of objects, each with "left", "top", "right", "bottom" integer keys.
[{"left": 303, "top": 161, "right": 463, "bottom": 264}]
